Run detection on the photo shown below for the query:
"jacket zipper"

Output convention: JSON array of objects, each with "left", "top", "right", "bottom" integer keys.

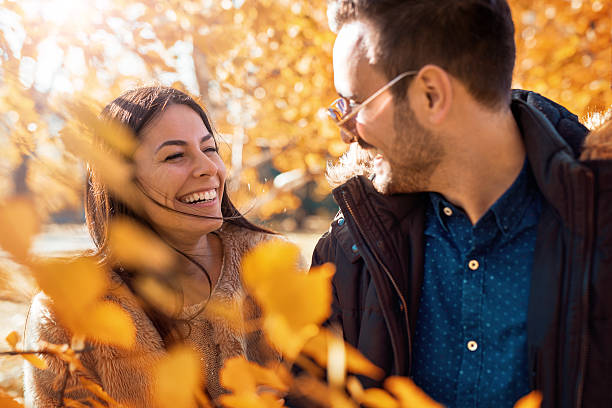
[
  {"left": 575, "top": 170, "right": 595, "bottom": 408},
  {"left": 341, "top": 189, "right": 413, "bottom": 375}
]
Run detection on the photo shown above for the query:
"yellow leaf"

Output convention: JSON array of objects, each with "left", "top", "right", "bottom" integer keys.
[
  {"left": 134, "top": 276, "right": 181, "bottom": 317},
  {"left": 66, "top": 101, "right": 137, "bottom": 157},
  {"left": 5, "top": 330, "right": 48, "bottom": 370},
  {"left": 301, "top": 329, "right": 384, "bottom": 380},
  {"left": 153, "top": 345, "right": 204, "bottom": 408},
  {"left": 22, "top": 353, "right": 49, "bottom": 370},
  {"left": 108, "top": 218, "right": 175, "bottom": 273},
  {"left": 80, "top": 302, "right": 136, "bottom": 348},
  {"left": 0, "top": 196, "right": 41, "bottom": 262},
  {"left": 0, "top": 390, "right": 25, "bottom": 408},
  {"left": 220, "top": 356, "right": 290, "bottom": 394},
  {"left": 5, "top": 331, "right": 19, "bottom": 349},
  {"left": 241, "top": 241, "right": 335, "bottom": 359},
  {"left": 32, "top": 258, "right": 135, "bottom": 348},
  {"left": 384, "top": 377, "right": 443, "bottom": 408},
  {"left": 32, "top": 257, "right": 107, "bottom": 312},
  {"left": 61, "top": 125, "right": 137, "bottom": 207},
  {"left": 513, "top": 391, "right": 542, "bottom": 408}
]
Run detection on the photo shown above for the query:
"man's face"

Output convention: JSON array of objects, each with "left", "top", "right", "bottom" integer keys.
[{"left": 332, "top": 21, "right": 443, "bottom": 194}]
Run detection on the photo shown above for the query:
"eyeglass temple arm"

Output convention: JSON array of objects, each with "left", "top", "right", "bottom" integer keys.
[{"left": 336, "top": 70, "right": 419, "bottom": 126}]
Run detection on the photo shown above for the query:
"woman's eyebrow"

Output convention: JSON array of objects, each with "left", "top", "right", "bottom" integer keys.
[{"left": 155, "top": 134, "right": 212, "bottom": 153}]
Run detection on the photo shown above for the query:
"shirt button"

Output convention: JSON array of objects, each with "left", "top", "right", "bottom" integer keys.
[
  {"left": 467, "top": 340, "right": 478, "bottom": 351},
  {"left": 468, "top": 259, "right": 479, "bottom": 270},
  {"left": 443, "top": 207, "right": 453, "bottom": 216}
]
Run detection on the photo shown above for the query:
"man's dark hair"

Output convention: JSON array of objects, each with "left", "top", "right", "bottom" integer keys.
[{"left": 330, "top": 0, "right": 516, "bottom": 108}]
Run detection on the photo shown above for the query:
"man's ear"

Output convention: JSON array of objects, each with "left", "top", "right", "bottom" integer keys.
[{"left": 408, "top": 64, "right": 452, "bottom": 125}]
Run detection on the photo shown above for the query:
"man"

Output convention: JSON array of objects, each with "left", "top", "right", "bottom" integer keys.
[{"left": 311, "top": 1, "right": 611, "bottom": 407}]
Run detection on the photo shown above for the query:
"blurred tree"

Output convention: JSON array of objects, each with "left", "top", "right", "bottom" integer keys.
[{"left": 0, "top": 0, "right": 609, "bottom": 220}]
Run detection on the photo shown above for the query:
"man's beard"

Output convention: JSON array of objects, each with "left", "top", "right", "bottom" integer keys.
[{"left": 372, "top": 100, "right": 444, "bottom": 195}]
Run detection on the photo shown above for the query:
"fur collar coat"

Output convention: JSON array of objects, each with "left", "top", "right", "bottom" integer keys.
[{"left": 23, "top": 223, "right": 280, "bottom": 407}]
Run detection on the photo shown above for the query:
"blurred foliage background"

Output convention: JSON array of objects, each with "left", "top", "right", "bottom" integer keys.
[{"left": 0, "top": 0, "right": 610, "bottom": 229}]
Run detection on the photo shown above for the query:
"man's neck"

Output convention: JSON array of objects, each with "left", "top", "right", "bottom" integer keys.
[{"left": 431, "top": 106, "right": 525, "bottom": 225}]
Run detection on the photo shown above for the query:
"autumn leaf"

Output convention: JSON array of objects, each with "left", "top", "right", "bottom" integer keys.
[
  {"left": 108, "top": 218, "right": 176, "bottom": 273},
  {"left": 301, "top": 329, "right": 384, "bottom": 380},
  {"left": 220, "top": 356, "right": 290, "bottom": 393},
  {"left": 31, "top": 257, "right": 136, "bottom": 348},
  {"left": 65, "top": 101, "right": 138, "bottom": 157},
  {"left": 133, "top": 276, "right": 182, "bottom": 317},
  {"left": 219, "top": 356, "right": 290, "bottom": 408},
  {"left": 0, "top": 196, "right": 41, "bottom": 262},
  {"left": 153, "top": 345, "right": 208, "bottom": 408},
  {"left": 4, "top": 330, "right": 48, "bottom": 370},
  {"left": 60, "top": 122, "right": 138, "bottom": 208},
  {"left": 0, "top": 390, "right": 24, "bottom": 408},
  {"left": 79, "top": 302, "right": 136, "bottom": 348},
  {"left": 384, "top": 377, "right": 443, "bottom": 408},
  {"left": 514, "top": 391, "right": 542, "bottom": 408},
  {"left": 241, "top": 240, "right": 335, "bottom": 359}
]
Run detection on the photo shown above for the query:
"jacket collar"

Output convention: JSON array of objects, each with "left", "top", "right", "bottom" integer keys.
[{"left": 511, "top": 96, "right": 589, "bottom": 227}]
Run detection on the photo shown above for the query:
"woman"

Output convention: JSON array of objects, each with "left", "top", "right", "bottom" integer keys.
[{"left": 23, "top": 86, "right": 279, "bottom": 407}]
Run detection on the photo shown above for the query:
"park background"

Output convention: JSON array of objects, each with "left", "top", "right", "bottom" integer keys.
[{"left": 0, "top": 0, "right": 610, "bottom": 404}]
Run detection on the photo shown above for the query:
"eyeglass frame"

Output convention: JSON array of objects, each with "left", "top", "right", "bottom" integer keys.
[{"left": 328, "top": 69, "right": 420, "bottom": 142}]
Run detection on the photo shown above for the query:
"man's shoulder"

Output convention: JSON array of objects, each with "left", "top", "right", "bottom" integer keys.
[{"left": 512, "top": 89, "right": 588, "bottom": 156}]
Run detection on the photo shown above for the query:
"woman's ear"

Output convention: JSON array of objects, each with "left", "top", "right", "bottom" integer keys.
[{"left": 409, "top": 64, "right": 453, "bottom": 126}]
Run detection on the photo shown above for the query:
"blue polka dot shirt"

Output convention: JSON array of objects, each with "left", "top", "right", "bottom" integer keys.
[{"left": 411, "top": 160, "right": 542, "bottom": 408}]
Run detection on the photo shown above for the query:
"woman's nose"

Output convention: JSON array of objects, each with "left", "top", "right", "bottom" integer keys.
[{"left": 192, "top": 152, "right": 217, "bottom": 178}]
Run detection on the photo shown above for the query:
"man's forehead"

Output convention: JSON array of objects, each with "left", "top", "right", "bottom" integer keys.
[{"left": 333, "top": 21, "right": 375, "bottom": 98}]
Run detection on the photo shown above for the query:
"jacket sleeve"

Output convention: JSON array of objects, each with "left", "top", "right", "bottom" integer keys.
[{"left": 23, "top": 293, "right": 96, "bottom": 407}]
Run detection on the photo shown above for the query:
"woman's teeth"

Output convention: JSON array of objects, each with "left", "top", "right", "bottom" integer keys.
[{"left": 181, "top": 189, "right": 217, "bottom": 204}]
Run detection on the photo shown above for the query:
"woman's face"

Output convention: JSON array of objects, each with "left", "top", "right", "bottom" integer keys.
[{"left": 133, "top": 103, "right": 227, "bottom": 241}]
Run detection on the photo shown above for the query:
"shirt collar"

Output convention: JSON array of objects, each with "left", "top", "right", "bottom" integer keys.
[{"left": 428, "top": 158, "right": 537, "bottom": 238}]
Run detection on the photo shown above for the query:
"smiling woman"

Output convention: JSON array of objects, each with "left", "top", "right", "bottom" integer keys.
[{"left": 23, "top": 86, "right": 281, "bottom": 407}]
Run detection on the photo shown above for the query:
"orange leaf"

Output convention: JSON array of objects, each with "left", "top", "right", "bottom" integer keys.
[
  {"left": 5, "top": 330, "right": 48, "bottom": 370},
  {"left": 514, "top": 391, "right": 542, "bottom": 408},
  {"left": 153, "top": 345, "right": 204, "bottom": 408},
  {"left": 5, "top": 331, "right": 19, "bottom": 349},
  {"left": 384, "top": 376, "right": 443, "bottom": 408},
  {"left": 241, "top": 241, "right": 335, "bottom": 359},
  {"left": 80, "top": 302, "right": 136, "bottom": 348},
  {"left": 301, "top": 329, "right": 384, "bottom": 380},
  {"left": 108, "top": 218, "right": 175, "bottom": 273},
  {"left": 0, "top": 196, "right": 41, "bottom": 262},
  {"left": 0, "top": 390, "right": 24, "bottom": 407},
  {"left": 32, "top": 258, "right": 135, "bottom": 348},
  {"left": 220, "top": 356, "right": 289, "bottom": 394},
  {"left": 133, "top": 276, "right": 181, "bottom": 317}
]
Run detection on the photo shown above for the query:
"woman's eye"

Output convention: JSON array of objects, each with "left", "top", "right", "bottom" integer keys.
[
  {"left": 164, "top": 153, "right": 183, "bottom": 161},
  {"left": 202, "top": 147, "right": 218, "bottom": 154}
]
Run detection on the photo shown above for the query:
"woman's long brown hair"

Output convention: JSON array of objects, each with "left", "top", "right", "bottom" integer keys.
[{"left": 85, "top": 85, "right": 272, "bottom": 346}]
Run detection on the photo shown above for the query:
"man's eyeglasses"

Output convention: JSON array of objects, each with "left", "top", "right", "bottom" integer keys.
[{"left": 327, "top": 70, "right": 419, "bottom": 143}]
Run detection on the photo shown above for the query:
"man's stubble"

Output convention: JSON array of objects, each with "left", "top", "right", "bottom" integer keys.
[{"left": 374, "top": 99, "right": 445, "bottom": 195}]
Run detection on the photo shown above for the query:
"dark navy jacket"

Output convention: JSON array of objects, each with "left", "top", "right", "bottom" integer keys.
[{"left": 311, "top": 90, "right": 611, "bottom": 407}]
